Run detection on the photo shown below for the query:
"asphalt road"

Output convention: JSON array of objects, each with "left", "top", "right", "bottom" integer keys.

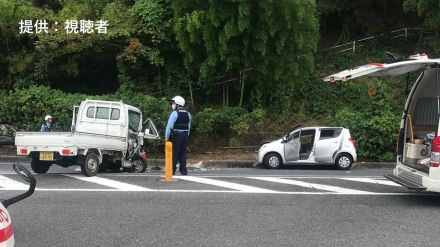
[{"left": 1, "top": 163, "right": 440, "bottom": 247}]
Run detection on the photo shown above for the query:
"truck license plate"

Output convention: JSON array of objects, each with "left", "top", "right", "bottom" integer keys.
[{"left": 39, "top": 152, "right": 53, "bottom": 161}]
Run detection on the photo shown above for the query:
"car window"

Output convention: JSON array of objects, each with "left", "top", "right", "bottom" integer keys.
[
  {"left": 289, "top": 130, "right": 300, "bottom": 140},
  {"left": 301, "top": 130, "right": 316, "bottom": 143},
  {"left": 320, "top": 128, "right": 342, "bottom": 139},
  {"left": 110, "top": 108, "right": 120, "bottom": 120},
  {"left": 96, "top": 107, "right": 110, "bottom": 119},
  {"left": 86, "top": 107, "right": 95, "bottom": 118}
]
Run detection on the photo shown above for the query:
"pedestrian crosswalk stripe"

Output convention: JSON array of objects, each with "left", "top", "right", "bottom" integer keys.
[
  {"left": 65, "top": 175, "right": 152, "bottom": 191},
  {"left": 176, "top": 176, "right": 276, "bottom": 193},
  {"left": 248, "top": 177, "right": 371, "bottom": 194},
  {"left": 0, "top": 175, "right": 29, "bottom": 190},
  {"left": 339, "top": 177, "right": 401, "bottom": 187}
]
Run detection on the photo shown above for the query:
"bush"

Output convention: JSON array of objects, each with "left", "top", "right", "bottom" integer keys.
[
  {"left": 0, "top": 86, "right": 86, "bottom": 131},
  {"left": 0, "top": 86, "right": 170, "bottom": 134},
  {"left": 331, "top": 78, "right": 400, "bottom": 160},
  {"left": 193, "top": 107, "right": 266, "bottom": 136}
]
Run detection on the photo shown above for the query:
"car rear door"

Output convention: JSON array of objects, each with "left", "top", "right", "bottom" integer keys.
[
  {"left": 323, "top": 57, "right": 440, "bottom": 82},
  {"left": 314, "top": 128, "right": 343, "bottom": 162}
]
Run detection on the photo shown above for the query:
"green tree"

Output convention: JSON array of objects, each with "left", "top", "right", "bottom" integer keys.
[
  {"left": 403, "top": 0, "right": 440, "bottom": 53},
  {"left": 171, "top": 0, "right": 319, "bottom": 111}
]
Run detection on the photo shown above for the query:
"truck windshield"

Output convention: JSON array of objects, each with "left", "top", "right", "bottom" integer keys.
[{"left": 128, "top": 110, "right": 141, "bottom": 132}]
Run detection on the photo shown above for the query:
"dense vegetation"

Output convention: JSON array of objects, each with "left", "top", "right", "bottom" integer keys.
[{"left": 1, "top": 0, "right": 439, "bottom": 160}]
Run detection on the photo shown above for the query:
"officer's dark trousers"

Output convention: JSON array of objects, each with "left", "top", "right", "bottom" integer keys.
[{"left": 172, "top": 132, "right": 188, "bottom": 175}]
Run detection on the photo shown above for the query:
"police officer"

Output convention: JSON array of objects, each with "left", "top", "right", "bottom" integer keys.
[
  {"left": 165, "top": 96, "right": 191, "bottom": 175},
  {"left": 40, "top": 115, "right": 54, "bottom": 132}
]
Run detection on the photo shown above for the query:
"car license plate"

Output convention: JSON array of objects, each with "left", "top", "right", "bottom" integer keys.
[{"left": 39, "top": 152, "right": 53, "bottom": 161}]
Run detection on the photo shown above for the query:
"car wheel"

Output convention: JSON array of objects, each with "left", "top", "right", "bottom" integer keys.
[
  {"left": 30, "top": 158, "right": 51, "bottom": 174},
  {"left": 131, "top": 155, "right": 147, "bottom": 173},
  {"left": 81, "top": 153, "right": 100, "bottom": 177},
  {"left": 263, "top": 153, "right": 282, "bottom": 169},
  {"left": 335, "top": 154, "right": 353, "bottom": 170}
]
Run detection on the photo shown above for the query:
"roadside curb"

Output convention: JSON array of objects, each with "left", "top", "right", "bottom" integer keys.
[
  {"left": 0, "top": 155, "right": 396, "bottom": 170},
  {"left": 0, "top": 156, "right": 31, "bottom": 163},
  {"left": 352, "top": 162, "right": 395, "bottom": 170}
]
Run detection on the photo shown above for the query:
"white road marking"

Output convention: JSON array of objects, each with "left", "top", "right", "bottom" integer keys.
[
  {"left": 339, "top": 177, "right": 401, "bottom": 187},
  {"left": 65, "top": 175, "right": 152, "bottom": 191},
  {"left": 249, "top": 177, "right": 371, "bottom": 194},
  {"left": 176, "top": 176, "right": 276, "bottom": 193},
  {"left": 99, "top": 174, "right": 387, "bottom": 179},
  {"left": 0, "top": 187, "right": 431, "bottom": 195},
  {"left": 0, "top": 175, "right": 29, "bottom": 190}
]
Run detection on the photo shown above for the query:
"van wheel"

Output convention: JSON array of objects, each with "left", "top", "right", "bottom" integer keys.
[
  {"left": 30, "top": 158, "right": 51, "bottom": 174},
  {"left": 263, "top": 153, "right": 282, "bottom": 169},
  {"left": 81, "top": 153, "right": 100, "bottom": 176},
  {"left": 335, "top": 154, "right": 353, "bottom": 170},
  {"left": 131, "top": 155, "right": 147, "bottom": 173}
]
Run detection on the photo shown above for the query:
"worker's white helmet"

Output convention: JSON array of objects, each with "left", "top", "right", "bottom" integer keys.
[
  {"left": 45, "top": 115, "right": 53, "bottom": 121},
  {"left": 171, "top": 96, "right": 185, "bottom": 107}
]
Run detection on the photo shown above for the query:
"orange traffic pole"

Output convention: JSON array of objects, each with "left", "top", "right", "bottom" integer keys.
[{"left": 164, "top": 141, "right": 173, "bottom": 181}]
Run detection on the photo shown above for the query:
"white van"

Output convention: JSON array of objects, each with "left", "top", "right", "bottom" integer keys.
[{"left": 324, "top": 54, "right": 440, "bottom": 192}]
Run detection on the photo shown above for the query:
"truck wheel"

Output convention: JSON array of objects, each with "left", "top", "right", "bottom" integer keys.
[
  {"left": 131, "top": 156, "right": 147, "bottom": 173},
  {"left": 30, "top": 158, "right": 51, "bottom": 174},
  {"left": 335, "top": 154, "right": 353, "bottom": 170},
  {"left": 263, "top": 153, "right": 282, "bottom": 169},
  {"left": 81, "top": 153, "right": 100, "bottom": 176}
]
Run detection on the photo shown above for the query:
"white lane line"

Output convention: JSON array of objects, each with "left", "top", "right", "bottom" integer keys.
[
  {"left": 65, "top": 175, "right": 152, "bottom": 191},
  {"left": 0, "top": 187, "right": 432, "bottom": 195},
  {"left": 0, "top": 175, "right": 29, "bottom": 190},
  {"left": 249, "top": 177, "right": 371, "bottom": 194},
  {"left": 339, "top": 177, "right": 401, "bottom": 187},
  {"left": 176, "top": 176, "right": 276, "bottom": 193}
]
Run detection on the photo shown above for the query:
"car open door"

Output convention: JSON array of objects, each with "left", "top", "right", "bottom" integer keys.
[
  {"left": 314, "top": 128, "right": 343, "bottom": 162},
  {"left": 323, "top": 56, "right": 440, "bottom": 82},
  {"left": 284, "top": 129, "right": 301, "bottom": 162},
  {"left": 143, "top": 118, "right": 160, "bottom": 139}
]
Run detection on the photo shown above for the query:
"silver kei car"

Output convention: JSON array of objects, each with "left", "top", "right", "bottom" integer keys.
[{"left": 257, "top": 125, "right": 357, "bottom": 170}]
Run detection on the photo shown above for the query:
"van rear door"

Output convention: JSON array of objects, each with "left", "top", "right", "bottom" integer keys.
[{"left": 323, "top": 57, "right": 440, "bottom": 82}]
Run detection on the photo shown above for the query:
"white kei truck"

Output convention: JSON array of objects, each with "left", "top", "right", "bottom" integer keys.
[
  {"left": 15, "top": 100, "right": 160, "bottom": 176},
  {"left": 324, "top": 53, "right": 440, "bottom": 192}
]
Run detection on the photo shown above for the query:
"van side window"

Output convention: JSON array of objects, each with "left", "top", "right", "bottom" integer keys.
[
  {"left": 111, "top": 108, "right": 120, "bottom": 120},
  {"left": 86, "top": 107, "right": 95, "bottom": 118},
  {"left": 96, "top": 107, "right": 110, "bottom": 119}
]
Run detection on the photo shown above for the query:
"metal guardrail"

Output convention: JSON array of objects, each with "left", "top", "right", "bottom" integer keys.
[{"left": 326, "top": 28, "right": 425, "bottom": 53}]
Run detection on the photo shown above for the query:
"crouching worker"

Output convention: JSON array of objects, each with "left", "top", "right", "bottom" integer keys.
[
  {"left": 40, "top": 115, "right": 54, "bottom": 132},
  {"left": 165, "top": 96, "right": 191, "bottom": 175}
]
